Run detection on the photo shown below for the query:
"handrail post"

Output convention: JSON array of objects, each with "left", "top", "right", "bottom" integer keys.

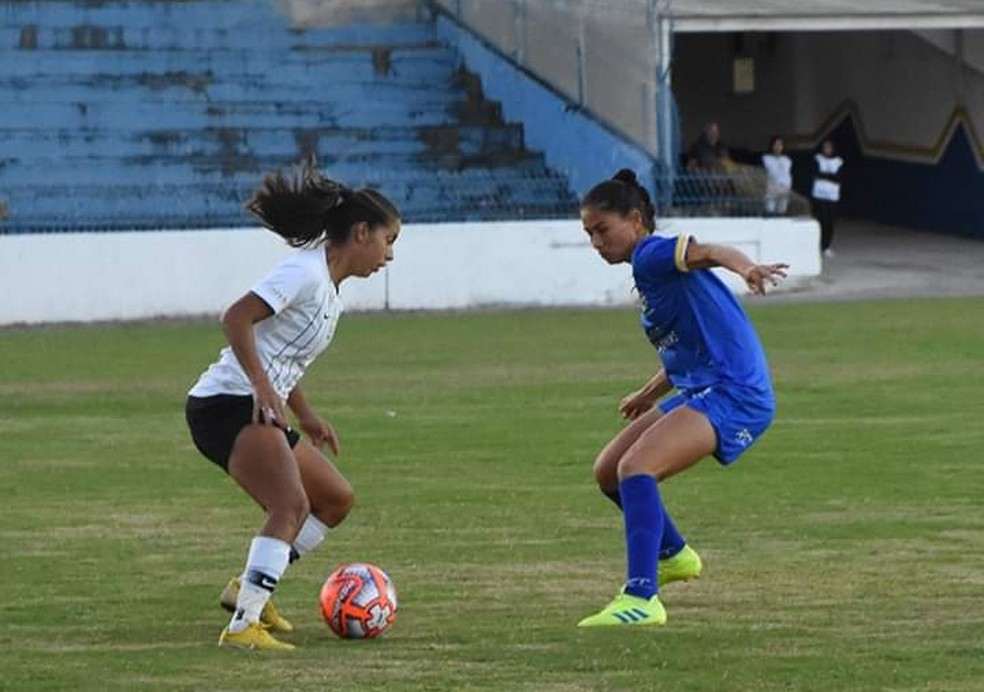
[
  {"left": 576, "top": 10, "right": 587, "bottom": 106},
  {"left": 514, "top": 0, "right": 526, "bottom": 66},
  {"left": 651, "top": 0, "right": 675, "bottom": 208}
]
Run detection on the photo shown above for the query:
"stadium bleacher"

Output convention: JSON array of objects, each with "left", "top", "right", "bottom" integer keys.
[{"left": 0, "top": 0, "right": 578, "bottom": 232}]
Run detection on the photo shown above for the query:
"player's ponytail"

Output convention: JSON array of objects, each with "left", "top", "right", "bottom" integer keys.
[
  {"left": 246, "top": 158, "right": 400, "bottom": 248},
  {"left": 581, "top": 169, "right": 656, "bottom": 232}
]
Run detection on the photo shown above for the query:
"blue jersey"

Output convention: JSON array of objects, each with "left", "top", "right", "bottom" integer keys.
[{"left": 632, "top": 234, "right": 773, "bottom": 397}]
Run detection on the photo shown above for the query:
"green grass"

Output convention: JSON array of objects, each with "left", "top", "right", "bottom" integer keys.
[{"left": 3, "top": 298, "right": 984, "bottom": 691}]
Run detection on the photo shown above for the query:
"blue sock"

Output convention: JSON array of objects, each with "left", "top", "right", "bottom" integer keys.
[
  {"left": 620, "top": 474, "right": 663, "bottom": 599},
  {"left": 660, "top": 507, "right": 686, "bottom": 559},
  {"left": 609, "top": 485, "right": 686, "bottom": 559}
]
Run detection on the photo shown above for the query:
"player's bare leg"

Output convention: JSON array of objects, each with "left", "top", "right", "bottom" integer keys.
[
  {"left": 219, "top": 440, "right": 355, "bottom": 633},
  {"left": 592, "top": 406, "right": 702, "bottom": 588},
  {"left": 579, "top": 407, "right": 715, "bottom": 628},
  {"left": 293, "top": 441, "right": 355, "bottom": 530},
  {"left": 219, "top": 425, "right": 308, "bottom": 650}
]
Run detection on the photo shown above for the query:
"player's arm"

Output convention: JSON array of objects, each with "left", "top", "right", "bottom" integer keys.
[
  {"left": 221, "top": 292, "right": 285, "bottom": 427},
  {"left": 287, "top": 384, "right": 340, "bottom": 455},
  {"left": 619, "top": 369, "right": 673, "bottom": 420},
  {"left": 286, "top": 384, "right": 314, "bottom": 420},
  {"left": 683, "top": 240, "right": 789, "bottom": 295}
]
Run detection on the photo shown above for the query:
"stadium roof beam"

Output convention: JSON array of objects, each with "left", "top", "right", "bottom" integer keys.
[
  {"left": 665, "top": 1, "right": 984, "bottom": 33},
  {"left": 672, "top": 13, "right": 984, "bottom": 33}
]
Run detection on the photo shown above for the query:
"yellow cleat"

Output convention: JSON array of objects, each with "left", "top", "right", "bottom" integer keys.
[
  {"left": 220, "top": 577, "right": 294, "bottom": 633},
  {"left": 218, "top": 622, "right": 295, "bottom": 651},
  {"left": 577, "top": 592, "right": 667, "bottom": 628},
  {"left": 659, "top": 545, "right": 702, "bottom": 587}
]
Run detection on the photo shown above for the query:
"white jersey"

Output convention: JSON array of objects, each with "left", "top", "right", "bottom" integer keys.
[
  {"left": 762, "top": 153, "right": 792, "bottom": 194},
  {"left": 811, "top": 154, "right": 844, "bottom": 202},
  {"left": 189, "top": 247, "right": 343, "bottom": 400}
]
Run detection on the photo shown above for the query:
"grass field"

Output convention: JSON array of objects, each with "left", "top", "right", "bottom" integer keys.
[{"left": 3, "top": 298, "right": 984, "bottom": 691}]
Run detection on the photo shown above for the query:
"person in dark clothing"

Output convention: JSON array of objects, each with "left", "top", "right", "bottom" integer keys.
[
  {"left": 811, "top": 139, "right": 844, "bottom": 257},
  {"left": 687, "top": 122, "right": 731, "bottom": 173}
]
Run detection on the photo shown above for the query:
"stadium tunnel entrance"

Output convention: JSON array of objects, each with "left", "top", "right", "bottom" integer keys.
[{"left": 664, "top": 0, "right": 984, "bottom": 238}]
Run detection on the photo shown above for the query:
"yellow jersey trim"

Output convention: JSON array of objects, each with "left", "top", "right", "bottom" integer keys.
[{"left": 674, "top": 234, "right": 690, "bottom": 273}]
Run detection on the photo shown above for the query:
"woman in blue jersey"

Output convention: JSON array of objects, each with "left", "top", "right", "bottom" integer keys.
[{"left": 577, "top": 169, "right": 787, "bottom": 628}]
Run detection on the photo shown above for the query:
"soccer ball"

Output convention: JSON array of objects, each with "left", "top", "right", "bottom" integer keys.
[{"left": 319, "top": 563, "right": 397, "bottom": 639}]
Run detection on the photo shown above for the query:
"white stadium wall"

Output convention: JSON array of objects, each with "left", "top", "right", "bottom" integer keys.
[{"left": 1, "top": 219, "right": 819, "bottom": 325}]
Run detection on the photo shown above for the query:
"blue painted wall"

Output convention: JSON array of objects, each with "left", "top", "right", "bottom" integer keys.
[{"left": 434, "top": 12, "right": 657, "bottom": 204}]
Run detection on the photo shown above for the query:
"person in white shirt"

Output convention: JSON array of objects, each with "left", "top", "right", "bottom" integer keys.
[
  {"left": 811, "top": 139, "right": 844, "bottom": 257},
  {"left": 762, "top": 135, "right": 792, "bottom": 216},
  {"left": 185, "top": 160, "right": 400, "bottom": 651}
]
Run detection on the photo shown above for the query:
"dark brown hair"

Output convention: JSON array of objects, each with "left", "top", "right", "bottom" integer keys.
[
  {"left": 245, "top": 159, "right": 400, "bottom": 248},
  {"left": 580, "top": 169, "right": 656, "bottom": 232}
]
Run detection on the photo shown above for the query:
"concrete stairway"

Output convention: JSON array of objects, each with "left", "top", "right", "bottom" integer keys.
[{"left": 0, "top": 0, "right": 577, "bottom": 231}]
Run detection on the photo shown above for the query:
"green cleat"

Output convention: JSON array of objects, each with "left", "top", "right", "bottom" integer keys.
[
  {"left": 220, "top": 577, "right": 294, "bottom": 633},
  {"left": 659, "top": 545, "right": 702, "bottom": 587},
  {"left": 577, "top": 592, "right": 667, "bottom": 628},
  {"left": 218, "top": 622, "right": 295, "bottom": 651}
]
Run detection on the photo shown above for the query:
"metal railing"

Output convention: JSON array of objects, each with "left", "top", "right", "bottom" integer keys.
[{"left": 657, "top": 164, "right": 812, "bottom": 218}]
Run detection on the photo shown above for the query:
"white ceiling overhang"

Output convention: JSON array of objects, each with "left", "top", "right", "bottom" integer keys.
[{"left": 666, "top": 0, "right": 984, "bottom": 32}]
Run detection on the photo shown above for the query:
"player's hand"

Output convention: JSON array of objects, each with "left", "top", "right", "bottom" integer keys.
[
  {"left": 743, "top": 263, "right": 789, "bottom": 295},
  {"left": 619, "top": 390, "right": 655, "bottom": 420},
  {"left": 252, "top": 382, "right": 287, "bottom": 429},
  {"left": 299, "top": 413, "right": 340, "bottom": 456}
]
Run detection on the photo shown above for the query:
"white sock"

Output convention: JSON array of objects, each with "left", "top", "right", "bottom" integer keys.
[
  {"left": 228, "top": 536, "right": 290, "bottom": 633},
  {"left": 291, "top": 514, "right": 330, "bottom": 561}
]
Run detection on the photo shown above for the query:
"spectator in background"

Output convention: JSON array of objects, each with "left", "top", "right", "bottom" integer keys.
[
  {"left": 761, "top": 135, "right": 792, "bottom": 216},
  {"left": 811, "top": 139, "right": 844, "bottom": 257},
  {"left": 687, "top": 122, "right": 731, "bottom": 173},
  {"left": 687, "top": 122, "right": 737, "bottom": 214}
]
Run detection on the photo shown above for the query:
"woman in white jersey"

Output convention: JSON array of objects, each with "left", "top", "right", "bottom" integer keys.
[
  {"left": 762, "top": 135, "right": 792, "bottom": 216},
  {"left": 185, "top": 161, "right": 400, "bottom": 651}
]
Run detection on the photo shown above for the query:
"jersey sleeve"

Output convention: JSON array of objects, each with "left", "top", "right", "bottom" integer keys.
[
  {"left": 633, "top": 234, "right": 691, "bottom": 277},
  {"left": 250, "top": 254, "right": 318, "bottom": 314}
]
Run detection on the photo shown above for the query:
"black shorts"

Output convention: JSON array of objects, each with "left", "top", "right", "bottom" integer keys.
[{"left": 185, "top": 394, "right": 301, "bottom": 471}]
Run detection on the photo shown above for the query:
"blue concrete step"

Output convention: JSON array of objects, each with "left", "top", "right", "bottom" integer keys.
[
  {"left": 0, "top": 66, "right": 458, "bottom": 97},
  {"left": 1, "top": 79, "right": 466, "bottom": 104},
  {"left": 0, "top": 177, "right": 577, "bottom": 231},
  {"left": 0, "top": 155, "right": 554, "bottom": 186},
  {"left": 1, "top": 23, "right": 439, "bottom": 50},
  {"left": 1, "top": 1, "right": 305, "bottom": 29},
  {"left": 0, "top": 125, "right": 525, "bottom": 159},
  {"left": 2, "top": 176, "right": 574, "bottom": 209},
  {"left": 0, "top": 99, "right": 504, "bottom": 129},
  {"left": 0, "top": 1, "right": 430, "bottom": 28},
  {"left": 0, "top": 46, "right": 458, "bottom": 78}
]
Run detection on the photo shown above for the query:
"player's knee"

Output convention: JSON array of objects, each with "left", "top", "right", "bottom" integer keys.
[
  {"left": 593, "top": 457, "right": 613, "bottom": 489},
  {"left": 616, "top": 449, "right": 653, "bottom": 479},
  {"left": 311, "top": 481, "right": 355, "bottom": 528},
  {"left": 592, "top": 452, "right": 614, "bottom": 488},
  {"left": 333, "top": 483, "right": 356, "bottom": 524}
]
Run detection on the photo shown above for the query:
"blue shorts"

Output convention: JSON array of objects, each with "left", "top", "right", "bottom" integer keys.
[{"left": 659, "top": 385, "right": 775, "bottom": 465}]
